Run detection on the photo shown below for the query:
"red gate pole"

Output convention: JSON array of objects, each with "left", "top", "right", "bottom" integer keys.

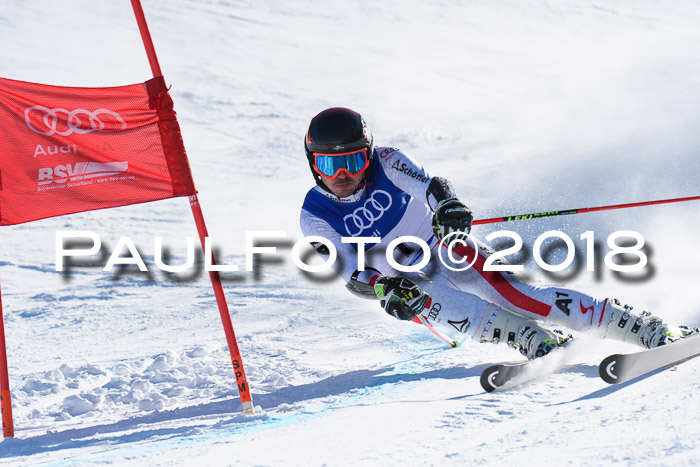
[
  {"left": 130, "top": 0, "right": 254, "bottom": 415},
  {"left": 188, "top": 195, "right": 255, "bottom": 415},
  {"left": 0, "top": 280, "right": 14, "bottom": 437}
]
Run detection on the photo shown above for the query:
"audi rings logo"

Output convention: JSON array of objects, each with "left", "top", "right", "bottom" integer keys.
[
  {"left": 343, "top": 190, "right": 393, "bottom": 236},
  {"left": 24, "top": 106, "right": 127, "bottom": 136}
]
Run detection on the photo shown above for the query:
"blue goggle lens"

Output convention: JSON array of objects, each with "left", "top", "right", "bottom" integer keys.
[{"left": 314, "top": 149, "right": 368, "bottom": 178}]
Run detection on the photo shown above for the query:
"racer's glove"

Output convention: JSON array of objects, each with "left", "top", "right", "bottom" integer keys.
[
  {"left": 374, "top": 276, "right": 430, "bottom": 321},
  {"left": 432, "top": 198, "right": 473, "bottom": 243}
]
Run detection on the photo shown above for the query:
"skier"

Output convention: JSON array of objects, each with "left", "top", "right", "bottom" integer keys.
[{"left": 300, "top": 107, "right": 692, "bottom": 359}]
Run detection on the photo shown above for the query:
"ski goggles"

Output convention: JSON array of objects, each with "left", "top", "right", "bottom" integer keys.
[{"left": 312, "top": 148, "right": 369, "bottom": 179}]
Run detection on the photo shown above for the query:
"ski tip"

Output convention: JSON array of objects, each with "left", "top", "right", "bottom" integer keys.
[
  {"left": 479, "top": 366, "right": 500, "bottom": 393},
  {"left": 598, "top": 354, "right": 623, "bottom": 384}
]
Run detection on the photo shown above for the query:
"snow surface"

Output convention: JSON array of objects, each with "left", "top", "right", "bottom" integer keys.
[{"left": 1, "top": 0, "right": 700, "bottom": 464}]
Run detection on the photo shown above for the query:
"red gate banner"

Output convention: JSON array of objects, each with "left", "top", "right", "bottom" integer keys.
[{"left": 0, "top": 76, "right": 196, "bottom": 225}]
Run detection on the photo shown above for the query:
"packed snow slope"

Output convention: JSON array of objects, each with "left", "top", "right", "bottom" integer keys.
[{"left": 1, "top": 0, "right": 700, "bottom": 464}]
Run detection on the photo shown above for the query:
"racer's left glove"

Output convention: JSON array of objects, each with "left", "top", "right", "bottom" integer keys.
[{"left": 432, "top": 198, "right": 473, "bottom": 243}]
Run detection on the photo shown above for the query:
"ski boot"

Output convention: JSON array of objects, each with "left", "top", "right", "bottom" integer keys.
[
  {"left": 603, "top": 298, "right": 698, "bottom": 348},
  {"left": 476, "top": 306, "right": 570, "bottom": 359}
]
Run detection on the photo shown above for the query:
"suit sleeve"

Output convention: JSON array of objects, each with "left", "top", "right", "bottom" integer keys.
[
  {"left": 376, "top": 147, "right": 461, "bottom": 211},
  {"left": 374, "top": 147, "right": 433, "bottom": 204}
]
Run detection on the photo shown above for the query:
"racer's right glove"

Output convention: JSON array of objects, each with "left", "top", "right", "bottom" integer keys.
[{"left": 374, "top": 276, "right": 430, "bottom": 321}]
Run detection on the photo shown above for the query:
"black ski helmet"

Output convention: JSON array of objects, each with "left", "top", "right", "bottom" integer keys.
[{"left": 304, "top": 107, "right": 374, "bottom": 191}]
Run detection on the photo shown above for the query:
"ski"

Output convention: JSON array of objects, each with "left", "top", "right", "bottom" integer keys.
[
  {"left": 599, "top": 334, "right": 700, "bottom": 384},
  {"left": 480, "top": 333, "right": 579, "bottom": 392},
  {"left": 479, "top": 340, "right": 575, "bottom": 392},
  {"left": 480, "top": 360, "right": 531, "bottom": 392}
]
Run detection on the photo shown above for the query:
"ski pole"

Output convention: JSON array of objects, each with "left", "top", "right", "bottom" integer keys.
[
  {"left": 472, "top": 194, "right": 700, "bottom": 226},
  {"left": 413, "top": 314, "right": 459, "bottom": 348}
]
